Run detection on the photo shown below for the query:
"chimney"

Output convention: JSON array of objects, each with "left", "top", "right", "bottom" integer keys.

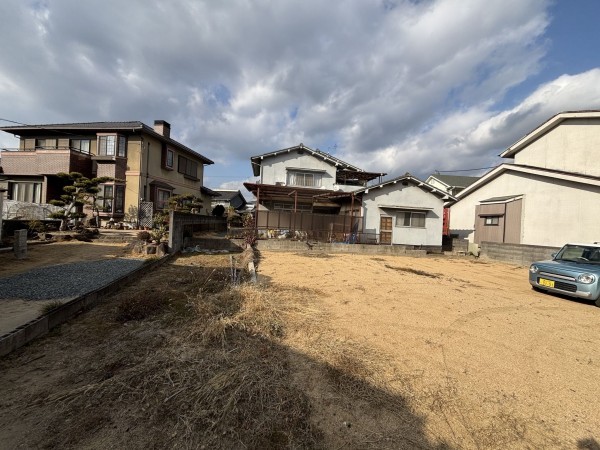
[{"left": 154, "top": 120, "right": 171, "bottom": 139}]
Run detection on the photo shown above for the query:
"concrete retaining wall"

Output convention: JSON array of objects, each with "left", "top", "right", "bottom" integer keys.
[
  {"left": 0, "top": 255, "right": 174, "bottom": 358},
  {"left": 480, "top": 241, "right": 560, "bottom": 266},
  {"left": 250, "top": 239, "right": 428, "bottom": 256}
]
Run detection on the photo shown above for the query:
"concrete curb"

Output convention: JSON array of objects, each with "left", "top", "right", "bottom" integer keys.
[{"left": 0, "top": 254, "right": 176, "bottom": 358}]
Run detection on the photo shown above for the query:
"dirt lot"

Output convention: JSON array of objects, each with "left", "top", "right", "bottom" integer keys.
[{"left": 1, "top": 248, "right": 599, "bottom": 449}]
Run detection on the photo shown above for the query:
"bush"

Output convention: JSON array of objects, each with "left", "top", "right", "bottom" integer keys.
[{"left": 137, "top": 230, "right": 151, "bottom": 242}]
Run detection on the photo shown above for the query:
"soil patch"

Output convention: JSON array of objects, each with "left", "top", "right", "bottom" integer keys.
[{"left": 1, "top": 250, "right": 599, "bottom": 448}]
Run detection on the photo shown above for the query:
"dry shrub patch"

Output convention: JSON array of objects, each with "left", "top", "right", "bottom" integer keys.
[{"left": 13, "top": 253, "right": 322, "bottom": 449}]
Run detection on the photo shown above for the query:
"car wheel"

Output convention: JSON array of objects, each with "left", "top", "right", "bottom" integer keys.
[
  {"left": 595, "top": 296, "right": 600, "bottom": 308},
  {"left": 532, "top": 286, "right": 544, "bottom": 293}
]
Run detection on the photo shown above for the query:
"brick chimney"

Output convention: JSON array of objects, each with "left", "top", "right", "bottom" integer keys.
[{"left": 153, "top": 120, "right": 171, "bottom": 139}]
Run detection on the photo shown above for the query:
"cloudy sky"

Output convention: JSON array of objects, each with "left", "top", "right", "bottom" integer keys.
[{"left": 1, "top": 0, "right": 599, "bottom": 194}]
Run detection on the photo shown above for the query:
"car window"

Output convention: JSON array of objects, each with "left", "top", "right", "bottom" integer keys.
[{"left": 556, "top": 245, "right": 600, "bottom": 263}]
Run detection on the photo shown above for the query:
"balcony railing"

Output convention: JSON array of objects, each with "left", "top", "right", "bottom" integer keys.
[{"left": 0, "top": 146, "right": 90, "bottom": 154}]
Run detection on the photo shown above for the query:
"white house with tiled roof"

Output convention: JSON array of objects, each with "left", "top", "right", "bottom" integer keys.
[
  {"left": 355, "top": 174, "right": 455, "bottom": 247},
  {"left": 245, "top": 143, "right": 385, "bottom": 213},
  {"left": 449, "top": 111, "right": 600, "bottom": 248}
]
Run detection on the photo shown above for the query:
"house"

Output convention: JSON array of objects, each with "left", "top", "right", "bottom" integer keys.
[
  {"left": 211, "top": 189, "right": 247, "bottom": 212},
  {"left": 354, "top": 174, "right": 454, "bottom": 248},
  {"left": 244, "top": 143, "right": 385, "bottom": 213},
  {"left": 449, "top": 110, "right": 600, "bottom": 249},
  {"left": 426, "top": 174, "right": 480, "bottom": 196},
  {"left": 0, "top": 120, "right": 214, "bottom": 225}
]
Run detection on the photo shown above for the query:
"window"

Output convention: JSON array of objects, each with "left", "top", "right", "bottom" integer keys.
[
  {"left": 101, "top": 185, "right": 113, "bottom": 212},
  {"left": 166, "top": 149, "right": 174, "bottom": 168},
  {"left": 35, "top": 138, "right": 57, "bottom": 149},
  {"left": 156, "top": 189, "right": 171, "bottom": 210},
  {"left": 178, "top": 155, "right": 198, "bottom": 179},
  {"left": 395, "top": 211, "right": 426, "bottom": 228},
  {"left": 287, "top": 171, "right": 322, "bottom": 187},
  {"left": 98, "top": 135, "right": 126, "bottom": 157},
  {"left": 70, "top": 139, "right": 91, "bottom": 153},
  {"left": 484, "top": 216, "right": 500, "bottom": 226},
  {"left": 8, "top": 182, "right": 42, "bottom": 203},
  {"left": 114, "top": 185, "right": 125, "bottom": 214}
]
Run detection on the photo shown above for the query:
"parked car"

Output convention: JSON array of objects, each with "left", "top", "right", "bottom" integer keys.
[{"left": 529, "top": 243, "right": 600, "bottom": 306}]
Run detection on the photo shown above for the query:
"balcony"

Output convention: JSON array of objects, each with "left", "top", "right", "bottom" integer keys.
[{"left": 0, "top": 147, "right": 93, "bottom": 177}]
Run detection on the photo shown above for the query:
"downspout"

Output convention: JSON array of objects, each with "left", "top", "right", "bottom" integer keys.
[
  {"left": 138, "top": 136, "right": 144, "bottom": 228},
  {"left": 255, "top": 187, "right": 260, "bottom": 233},
  {"left": 349, "top": 193, "right": 354, "bottom": 236},
  {"left": 0, "top": 188, "right": 6, "bottom": 243}
]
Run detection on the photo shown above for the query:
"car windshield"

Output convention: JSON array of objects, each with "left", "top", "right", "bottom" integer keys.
[{"left": 554, "top": 244, "right": 600, "bottom": 264}]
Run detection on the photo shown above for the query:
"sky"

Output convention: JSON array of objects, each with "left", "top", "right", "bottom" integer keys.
[{"left": 1, "top": 0, "right": 600, "bottom": 198}]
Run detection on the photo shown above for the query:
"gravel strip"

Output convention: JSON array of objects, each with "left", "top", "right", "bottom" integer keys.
[{"left": 0, "top": 259, "right": 147, "bottom": 300}]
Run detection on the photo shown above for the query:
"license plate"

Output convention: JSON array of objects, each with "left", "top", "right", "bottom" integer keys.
[{"left": 539, "top": 278, "right": 555, "bottom": 288}]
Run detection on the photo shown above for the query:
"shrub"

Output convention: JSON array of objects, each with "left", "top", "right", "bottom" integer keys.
[{"left": 137, "top": 230, "right": 151, "bottom": 242}]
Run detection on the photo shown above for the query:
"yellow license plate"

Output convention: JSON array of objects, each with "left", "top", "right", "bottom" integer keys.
[{"left": 539, "top": 278, "right": 555, "bottom": 288}]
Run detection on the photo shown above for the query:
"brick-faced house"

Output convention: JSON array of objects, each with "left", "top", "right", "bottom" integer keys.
[{"left": 0, "top": 120, "right": 214, "bottom": 225}]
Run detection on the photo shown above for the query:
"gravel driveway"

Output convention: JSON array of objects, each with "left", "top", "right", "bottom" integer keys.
[{"left": 0, "top": 258, "right": 146, "bottom": 301}]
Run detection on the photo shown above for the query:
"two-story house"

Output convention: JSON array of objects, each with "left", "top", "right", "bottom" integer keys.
[
  {"left": 449, "top": 110, "right": 600, "bottom": 248},
  {"left": 0, "top": 120, "right": 214, "bottom": 225},
  {"left": 244, "top": 143, "right": 385, "bottom": 214}
]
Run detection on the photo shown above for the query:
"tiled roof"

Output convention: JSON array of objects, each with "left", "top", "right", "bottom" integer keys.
[
  {"left": 0, "top": 121, "right": 213, "bottom": 164},
  {"left": 250, "top": 143, "right": 363, "bottom": 176},
  {"left": 429, "top": 174, "right": 480, "bottom": 188}
]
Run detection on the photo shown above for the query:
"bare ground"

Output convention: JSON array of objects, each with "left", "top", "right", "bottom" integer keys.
[{"left": 0, "top": 248, "right": 599, "bottom": 449}]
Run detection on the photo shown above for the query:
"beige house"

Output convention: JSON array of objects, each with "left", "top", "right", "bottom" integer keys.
[
  {"left": 0, "top": 120, "right": 214, "bottom": 225},
  {"left": 449, "top": 110, "right": 600, "bottom": 249}
]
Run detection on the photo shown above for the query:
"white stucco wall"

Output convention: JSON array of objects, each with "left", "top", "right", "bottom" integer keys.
[
  {"left": 259, "top": 151, "right": 336, "bottom": 189},
  {"left": 450, "top": 170, "right": 600, "bottom": 246},
  {"left": 514, "top": 118, "right": 600, "bottom": 177},
  {"left": 425, "top": 177, "right": 449, "bottom": 193},
  {"left": 362, "top": 183, "right": 444, "bottom": 246}
]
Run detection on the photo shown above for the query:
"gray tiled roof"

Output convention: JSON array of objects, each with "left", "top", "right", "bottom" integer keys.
[
  {"left": 0, "top": 121, "right": 213, "bottom": 164},
  {"left": 429, "top": 174, "right": 480, "bottom": 188}
]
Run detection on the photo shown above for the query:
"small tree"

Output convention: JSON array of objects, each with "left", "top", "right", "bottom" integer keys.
[
  {"left": 167, "top": 194, "right": 202, "bottom": 213},
  {"left": 49, "top": 172, "right": 113, "bottom": 231},
  {"left": 212, "top": 204, "right": 225, "bottom": 217}
]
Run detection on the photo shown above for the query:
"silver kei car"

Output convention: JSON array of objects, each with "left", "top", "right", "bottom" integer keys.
[{"left": 529, "top": 243, "right": 600, "bottom": 307}]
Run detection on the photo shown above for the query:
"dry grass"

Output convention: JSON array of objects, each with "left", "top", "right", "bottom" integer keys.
[{"left": 24, "top": 253, "right": 322, "bottom": 449}]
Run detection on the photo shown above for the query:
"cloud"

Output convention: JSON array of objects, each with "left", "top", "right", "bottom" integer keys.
[{"left": 2, "top": 0, "right": 597, "bottom": 186}]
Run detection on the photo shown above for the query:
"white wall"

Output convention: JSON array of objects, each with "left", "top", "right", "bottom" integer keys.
[
  {"left": 362, "top": 183, "right": 444, "bottom": 246},
  {"left": 450, "top": 170, "right": 600, "bottom": 246},
  {"left": 259, "top": 151, "right": 336, "bottom": 189},
  {"left": 515, "top": 118, "right": 600, "bottom": 177},
  {"left": 425, "top": 177, "right": 449, "bottom": 193}
]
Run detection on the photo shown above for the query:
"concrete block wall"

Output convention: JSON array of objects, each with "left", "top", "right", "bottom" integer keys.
[
  {"left": 480, "top": 241, "right": 560, "bottom": 266},
  {"left": 0, "top": 254, "right": 173, "bottom": 358},
  {"left": 169, "top": 211, "right": 227, "bottom": 252},
  {"left": 251, "top": 239, "right": 427, "bottom": 256}
]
